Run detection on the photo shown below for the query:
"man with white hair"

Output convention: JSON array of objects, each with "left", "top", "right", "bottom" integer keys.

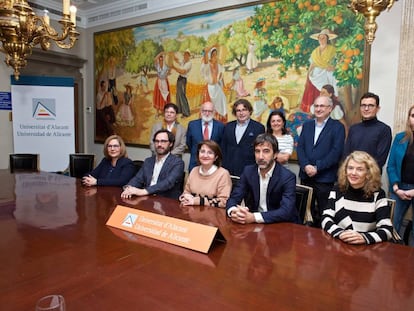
[{"left": 186, "top": 101, "right": 224, "bottom": 172}]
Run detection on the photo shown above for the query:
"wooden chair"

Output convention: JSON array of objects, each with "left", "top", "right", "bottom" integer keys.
[
  {"left": 9, "top": 154, "right": 39, "bottom": 173},
  {"left": 387, "top": 198, "right": 404, "bottom": 244},
  {"left": 295, "top": 184, "right": 314, "bottom": 226},
  {"left": 69, "top": 154, "right": 95, "bottom": 178}
]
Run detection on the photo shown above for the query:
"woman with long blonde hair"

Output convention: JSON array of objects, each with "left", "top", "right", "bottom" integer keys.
[{"left": 322, "top": 151, "right": 393, "bottom": 244}]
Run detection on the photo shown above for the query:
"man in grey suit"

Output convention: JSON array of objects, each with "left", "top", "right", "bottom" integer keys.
[
  {"left": 121, "top": 129, "right": 184, "bottom": 199},
  {"left": 186, "top": 101, "right": 224, "bottom": 171}
]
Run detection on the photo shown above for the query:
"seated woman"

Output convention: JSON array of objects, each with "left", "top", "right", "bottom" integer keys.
[
  {"left": 179, "top": 140, "right": 232, "bottom": 208},
  {"left": 82, "top": 135, "right": 136, "bottom": 187},
  {"left": 322, "top": 151, "right": 393, "bottom": 244}
]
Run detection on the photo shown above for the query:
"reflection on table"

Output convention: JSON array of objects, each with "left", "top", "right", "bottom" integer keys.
[{"left": 0, "top": 171, "right": 413, "bottom": 310}]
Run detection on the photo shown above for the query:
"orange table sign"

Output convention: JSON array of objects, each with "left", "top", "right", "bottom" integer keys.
[{"left": 106, "top": 205, "right": 225, "bottom": 253}]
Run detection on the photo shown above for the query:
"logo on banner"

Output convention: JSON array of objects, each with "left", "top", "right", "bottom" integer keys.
[
  {"left": 32, "top": 98, "right": 56, "bottom": 120},
  {"left": 122, "top": 213, "right": 138, "bottom": 228}
]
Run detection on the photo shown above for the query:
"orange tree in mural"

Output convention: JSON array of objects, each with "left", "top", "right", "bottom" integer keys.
[{"left": 249, "top": 0, "right": 365, "bottom": 123}]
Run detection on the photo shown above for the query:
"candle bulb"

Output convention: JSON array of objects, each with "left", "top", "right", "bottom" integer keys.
[
  {"left": 63, "top": 0, "right": 70, "bottom": 15},
  {"left": 44, "top": 10, "right": 50, "bottom": 26},
  {"left": 70, "top": 6, "right": 77, "bottom": 26}
]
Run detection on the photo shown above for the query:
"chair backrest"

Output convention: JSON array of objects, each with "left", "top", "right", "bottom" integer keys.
[
  {"left": 295, "top": 184, "right": 314, "bottom": 225},
  {"left": 230, "top": 175, "right": 240, "bottom": 190},
  {"left": 69, "top": 154, "right": 95, "bottom": 178},
  {"left": 386, "top": 198, "right": 404, "bottom": 243},
  {"left": 132, "top": 160, "right": 144, "bottom": 174},
  {"left": 9, "top": 154, "right": 39, "bottom": 173}
]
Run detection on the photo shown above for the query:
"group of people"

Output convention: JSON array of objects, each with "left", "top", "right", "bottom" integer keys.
[{"left": 84, "top": 91, "right": 414, "bottom": 246}]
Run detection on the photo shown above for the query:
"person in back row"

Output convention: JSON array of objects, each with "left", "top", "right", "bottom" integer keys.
[
  {"left": 121, "top": 129, "right": 184, "bottom": 199},
  {"left": 226, "top": 133, "right": 298, "bottom": 224},
  {"left": 343, "top": 92, "right": 392, "bottom": 172},
  {"left": 221, "top": 99, "right": 265, "bottom": 176},
  {"left": 322, "top": 151, "right": 393, "bottom": 244},
  {"left": 180, "top": 140, "right": 231, "bottom": 208}
]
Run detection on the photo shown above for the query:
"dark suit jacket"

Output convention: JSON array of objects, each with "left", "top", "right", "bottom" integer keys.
[
  {"left": 221, "top": 119, "right": 265, "bottom": 176},
  {"left": 296, "top": 118, "right": 345, "bottom": 183},
  {"left": 186, "top": 118, "right": 224, "bottom": 171},
  {"left": 226, "top": 164, "right": 299, "bottom": 224},
  {"left": 126, "top": 153, "right": 184, "bottom": 199},
  {"left": 90, "top": 157, "right": 136, "bottom": 187}
]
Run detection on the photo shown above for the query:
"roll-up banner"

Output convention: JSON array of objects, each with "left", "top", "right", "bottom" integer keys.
[{"left": 11, "top": 76, "right": 75, "bottom": 172}]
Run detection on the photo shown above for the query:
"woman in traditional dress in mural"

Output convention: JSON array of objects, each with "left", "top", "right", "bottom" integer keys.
[
  {"left": 246, "top": 40, "right": 258, "bottom": 74},
  {"left": 153, "top": 52, "right": 171, "bottom": 118},
  {"left": 116, "top": 83, "right": 135, "bottom": 127},
  {"left": 201, "top": 46, "right": 227, "bottom": 122},
  {"left": 300, "top": 29, "right": 338, "bottom": 113}
]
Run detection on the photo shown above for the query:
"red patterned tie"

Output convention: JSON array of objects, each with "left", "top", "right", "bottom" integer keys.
[{"left": 203, "top": 122, "right": 209, "bottom": 140}]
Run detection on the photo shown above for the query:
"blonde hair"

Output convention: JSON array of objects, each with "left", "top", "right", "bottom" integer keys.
[
  {"left": 338, "top": 151, "right": 381, "bottom": 197},
  {"left": 402, "top": 105, "right": 414, "bottom": 145}
]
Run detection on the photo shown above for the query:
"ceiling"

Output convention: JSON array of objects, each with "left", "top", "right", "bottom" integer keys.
[{"left": 30, "top": 0, "right": 209, "bottom": 28}]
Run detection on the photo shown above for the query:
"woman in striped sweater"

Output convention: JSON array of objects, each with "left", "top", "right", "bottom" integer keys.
[{"left": 322, "top": 151, "right": 393, "bottom": 244}]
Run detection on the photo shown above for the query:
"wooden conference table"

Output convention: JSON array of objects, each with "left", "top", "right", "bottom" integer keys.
[{"left": 0, "top": 171, "right": 414, "bottom": 310}]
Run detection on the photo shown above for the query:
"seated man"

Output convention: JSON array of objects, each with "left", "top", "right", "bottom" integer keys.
[
  {"left": 226, "top": 133, "right": 298, "bottom": 224},
  {"left": 121, "top": 129, "right": 184, "bottom": 199}
]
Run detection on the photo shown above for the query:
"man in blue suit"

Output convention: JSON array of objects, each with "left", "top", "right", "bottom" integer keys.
[
  {"left": 186, "top": 101, "right": 224, "bottom": 171},
  {"left": 121, "top": 129, "right": 184, "bottom": 199},
  {"left": 221, "top": 99, "right": 265, "bottom": 176},
  {"left": 297, "top": 95, "right": 345, "bottom": 227},
  {"left": 226, "top": 133, "right": 298, "bottom": 224}
]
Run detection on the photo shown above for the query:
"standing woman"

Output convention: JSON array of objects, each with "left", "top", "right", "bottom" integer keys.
[
  {"left": 387, "top": 105, "right": 414, "bottom": 238},
  {"left": 179, "top": 140, "right": 232, "bottom": 208},
  {"left": 322, "top": 151, "right": 393, "bottom": 244},
  {"left": 153, "top": 52, "right": 171, "bottom": 118},
  {"left": 83, "top": 135, "right": 136, "bottom": 187},
  {"left": 266, "top": 110, "right": 293, "bottom": 167}
]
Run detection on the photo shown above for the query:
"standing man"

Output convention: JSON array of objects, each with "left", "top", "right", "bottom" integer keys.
[
  {"left": 343, "top": 92, "right": 392, "bottom": 171},
  {"left": 121, "top": 129, "right": 184, "bottom": 199},
  {"left": 172, "top": 49, "right": 192, "bottom": 118},
  {"left": 297, "top": 95, "right": 345, "bottom": 227},
  {"left": 226, "top": 133, "right": 298, "bottom": 224},
  {"left": 186, "top": 101, "right": 224, "bottom": 172},
  {"left": 221, "top": 99, "right": 265, "bottom": 176}
]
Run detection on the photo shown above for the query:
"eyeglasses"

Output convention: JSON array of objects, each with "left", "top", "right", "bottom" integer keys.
[
  {"left": 107, "top": 144, "right": 120, "bottom": 149},
  {"left": 153, "top": 139, "right": 169, "bottom": 144},
  {"left": 360, "top": 104, "right": 377, "bottom": 110},
  {"left": 314, "top": 104, "right": 330, "bottom": 109},
  {"left": 235, "top": 108, "right": 248, "bottom": 113},
  {"left": 201, "top": 109, "right": 214, "bottom": 113}
]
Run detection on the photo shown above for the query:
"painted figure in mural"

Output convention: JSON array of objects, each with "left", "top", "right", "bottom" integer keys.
[
  {"left": 252, "top": 77, "right": 267, "bottom": 123},
  {"left": 269, "top": 96, "right": 285, "bottom": 115},
  {"left": 96, "top": 80, "right": 115, "bottom": 137},
  {"left": 172, "top": 49, "right": 192, "bottom": 118},
  {"left": 116, "top": 83, "right": 134, "bottom": 127},
  {"left": 153, "top": 52, "right": 171, "bottom": 118},
  {"left": 301, "top": 29, "right": 338, "bottom": 113},
  {"left": 107, "top": 56, "right": 119, "bottom": 105},
  {"left": 246, "top": 40, "right": 258, "bottom": 74},
  {"left": 201, "top": 46, "right": 227, "bottom": 123},
  {"left": 229, "top": 66, "right": 250, "bottom": 99}
]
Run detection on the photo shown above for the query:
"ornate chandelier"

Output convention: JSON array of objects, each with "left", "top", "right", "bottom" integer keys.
[
  {"left": 0, "top": 0, "right": 79, "bottom": 79},
  {"left": 349, "top": 0, "right": 397, "bottom": 44}
]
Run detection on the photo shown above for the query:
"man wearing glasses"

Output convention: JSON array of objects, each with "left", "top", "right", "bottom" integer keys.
[
  {"left": 297, "top": 95, "right": 345, "bottom": 227},
  {"left": 343, "top": 92, "right": 392, "bottom": 172},
  {"left": 121, "top": 129, "right": 184, "bottom": 199},
  {"left": 186, "top": 101, "right": 224, "bottom": 172}
]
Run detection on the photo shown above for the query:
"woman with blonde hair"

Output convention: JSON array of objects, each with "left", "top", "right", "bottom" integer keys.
[
  {"left": 322, "top": 151, "right": 393, "bottom": 244},
  {"left": 387, "top": 105, "right": 414, "bottom": 240},
  {"left": 82, "top": 135, "right": 135, "bottom": 187}
]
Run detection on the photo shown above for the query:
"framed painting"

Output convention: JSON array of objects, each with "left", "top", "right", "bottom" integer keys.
[{"left": 94, "top": 0, "right": 368, "bottom": 158}]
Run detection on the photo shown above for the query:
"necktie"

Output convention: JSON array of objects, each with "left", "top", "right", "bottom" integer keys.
[{"left": 203, "top": 122, "right": 209, "bottom": 140}]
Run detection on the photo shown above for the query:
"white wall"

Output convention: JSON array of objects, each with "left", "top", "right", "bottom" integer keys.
[{"left": 0, "top": 0, "right": 404, "bottom": 171}]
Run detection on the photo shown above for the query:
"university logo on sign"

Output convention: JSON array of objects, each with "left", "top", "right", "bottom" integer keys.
[
  {"left": 122, "top": 213, "right": 138, "bottom": 228},
  {"left": 32, "top": 98, "right": 56, "bottom": 120}
]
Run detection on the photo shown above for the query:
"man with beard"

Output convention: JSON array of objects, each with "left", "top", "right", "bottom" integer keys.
[
  {"left": 121, "top": 129, "right": 184, "bottom": 199},
  {"left": 226, "top": 133, "right": 298, "bottom": 224},
  {"left": 186, "top": 101, "right": 224, "bottom": 172}
]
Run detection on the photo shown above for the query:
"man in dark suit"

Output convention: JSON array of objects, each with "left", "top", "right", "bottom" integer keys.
[
  {"left": 186, "top": 101, "right": 224, "bottom": 171},
  {"left": 296, "top": 95, "right": 345, "bottom": 227},
  {"left": 221, "top": 99, "right": 265, "bottom": 176},
  {"left": 121, "top": 129, "right": 184, "bottom": 199},
  {"left": 226, "top": 133, "right": 298, "bottom": 224}
]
